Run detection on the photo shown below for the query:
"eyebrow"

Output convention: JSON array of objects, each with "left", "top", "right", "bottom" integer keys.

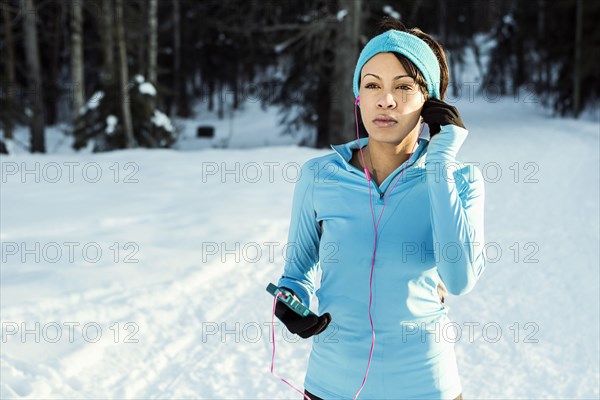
[{"left": 362, "top": 73, "right": 413, "bottom": 81}]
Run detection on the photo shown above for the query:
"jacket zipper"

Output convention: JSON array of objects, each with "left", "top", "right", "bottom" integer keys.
[{"left": 349, "top": 161, "right": 415, "bottom": 200}]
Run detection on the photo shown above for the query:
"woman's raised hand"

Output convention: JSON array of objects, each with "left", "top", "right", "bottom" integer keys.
[{"left": 420, "top": 98, "right": 466, "bottom": 137}]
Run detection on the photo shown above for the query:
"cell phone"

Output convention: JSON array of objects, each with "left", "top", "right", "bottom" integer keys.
[{"left": 266, "top": 283, "right": 316, "bottom": 318}]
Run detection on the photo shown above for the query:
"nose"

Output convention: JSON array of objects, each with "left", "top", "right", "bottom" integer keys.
[{"left": 377, "top": 92, "right": 396, "bottom": 109}]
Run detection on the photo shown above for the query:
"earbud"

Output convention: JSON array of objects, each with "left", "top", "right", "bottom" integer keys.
[{"left": 355, "top": 96, "right": 360, "bottom": 106}]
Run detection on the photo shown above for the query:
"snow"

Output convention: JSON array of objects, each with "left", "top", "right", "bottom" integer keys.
[
  {"left": 79, "top": 91, "right": 104, "bottom": 116},
  {"left": 1, "top": 96, "right": 599, "bottom": 398},
  {"left": 382, "top": 5, "right": 401, "bottom": 20},
  {"left": 172, "top": 100, "right": 312, "bottom": 150},
  {"left": 273, "top": 42, "right": 287, "bottom": 54},
  {"left": 150, "top": 110, "right": 174, "bottom": 133},
  {"left": 2, "top": 100, "right": 313, "bottom": 155},
  {"left": 105, "top": 115, "right": 118, "bottom": 135},
  {"left": 134, "top": 75, "right": 145, "bottom": 84},
  {"left": 139, "top": 82, "right": 156, "bottom": 96},
  {"left": 336, "top": 9, "right": 348, "bottom": 22}
]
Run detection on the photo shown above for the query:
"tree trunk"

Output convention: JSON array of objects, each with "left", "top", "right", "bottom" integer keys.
[
  {"left": 46, "top": 3, "right": 62, "bottom": 125},
  {"left": 115, "top": 0, "right": 135, "bottom": 148},
  {"left": 439, "top": 0, "right": 447, "bottom": 44},
  {"left": 573, "top": 0, "right": 583, "bottom": 117},
  {"left": 100, "top": 0, "right": 114, "bottom": 84},
  {"left": 172, "top": 0, "right": 190, "bottom": 117},
  {"left": 448, "top": 43, "right": 459, "bottom": 98},
  {"left": 217, "top": 81, "right": 224, "bottom": 120},
  {"left": 408, "top": 0, "right": 422, "bottom": 25},
  {"left": 21, "top": 0, "right": 45, "bottom": 153},
  {"left": 2, "top": 0, "right": 16, "bottom": 139},
  {"left": 71, "top": 0, "right": 84, "bottom": 117},
  {"left": 329, "top": 0, "right": 361, "bottom": 146},
  {"left": 137, "top": 0, "right": 147, "bottom": 78},
  {"left": 148, "top": 0, "right": 158, "bottom": 85},
  {"left": 469, "top": 38, "right": 484, "bottom": 83},
  {"left": 147, "top": 0, "right": 158, "bottom": 115},
  {"left": 537, "top": 0, "right": 546, "bottom": 106},
  {"left": 172, "top": 0, "right": 181, "bottom": 117}
]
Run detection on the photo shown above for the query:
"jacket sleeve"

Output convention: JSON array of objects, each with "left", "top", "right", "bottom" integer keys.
[
  {"left": 425, "top": 124, "right": 486, "bottom": 295},
  {"left": 277, "top": 161, "right": 321, "bottom": 307}
]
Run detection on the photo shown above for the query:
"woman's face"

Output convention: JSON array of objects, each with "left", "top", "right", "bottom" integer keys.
[{"left": 358, "top": 52, "right": 427, "bottom": 145}]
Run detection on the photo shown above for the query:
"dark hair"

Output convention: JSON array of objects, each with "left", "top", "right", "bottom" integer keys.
[{"left": 359, "top": 17, "right": 450, "bottom": 100}]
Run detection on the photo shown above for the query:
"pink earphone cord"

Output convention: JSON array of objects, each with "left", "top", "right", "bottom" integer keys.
[
  {"left": 270, "top": 292, "right": 313, "bottom": 400},
  {"left": 270, "top": 97, "right": 422, "bottom": 400}
]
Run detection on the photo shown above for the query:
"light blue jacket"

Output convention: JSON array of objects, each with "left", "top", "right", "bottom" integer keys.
[{"left": 278, "top": 124, "right": 486, "bottom": 399}]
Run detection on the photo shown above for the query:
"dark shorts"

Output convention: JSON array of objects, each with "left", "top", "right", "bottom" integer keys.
[{"left": 304, "top": 389, "right": 464, "bottom": 400}]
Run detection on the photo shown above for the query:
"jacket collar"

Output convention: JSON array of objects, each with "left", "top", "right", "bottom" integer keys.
[{"left": 329, "top": 133, "right": 429, "bottom": 173}]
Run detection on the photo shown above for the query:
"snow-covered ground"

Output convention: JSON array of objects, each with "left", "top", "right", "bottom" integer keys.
[{"left": 1, "top": 75, "right": 599, "bottom": 398}]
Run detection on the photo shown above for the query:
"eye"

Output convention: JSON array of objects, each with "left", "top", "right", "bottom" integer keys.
[
  {"left": 398, "top": 85, "right": 414, "bottom": 91},
  {"left": 365, "top": 83, "right": 378, "bottom": 89}
]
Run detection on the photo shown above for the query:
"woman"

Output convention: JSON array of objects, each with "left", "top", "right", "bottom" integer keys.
[{"left": 275, "top": 18, "right": 485, "bottom": 400}]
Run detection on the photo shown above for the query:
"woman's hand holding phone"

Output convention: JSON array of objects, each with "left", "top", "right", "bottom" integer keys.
[{"left": 275, "top": 287, "right": 332, "bottom": 339}]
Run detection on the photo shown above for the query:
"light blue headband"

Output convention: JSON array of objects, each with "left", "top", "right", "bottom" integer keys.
[{"left": 353, "top": 30, "right": 441, "bottom": 100}]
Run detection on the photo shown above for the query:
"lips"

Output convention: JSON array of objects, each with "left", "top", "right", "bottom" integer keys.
[{"left": 373, "top": 115, "right": 398, "bottom": 127}]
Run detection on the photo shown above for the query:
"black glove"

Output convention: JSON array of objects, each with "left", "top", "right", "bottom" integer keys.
[
  {"left": 274, "top": 287, "right": 332, "bottom": 339},
  {"left": 421, "top": 98, "right": 466, "bottom": 136}
]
